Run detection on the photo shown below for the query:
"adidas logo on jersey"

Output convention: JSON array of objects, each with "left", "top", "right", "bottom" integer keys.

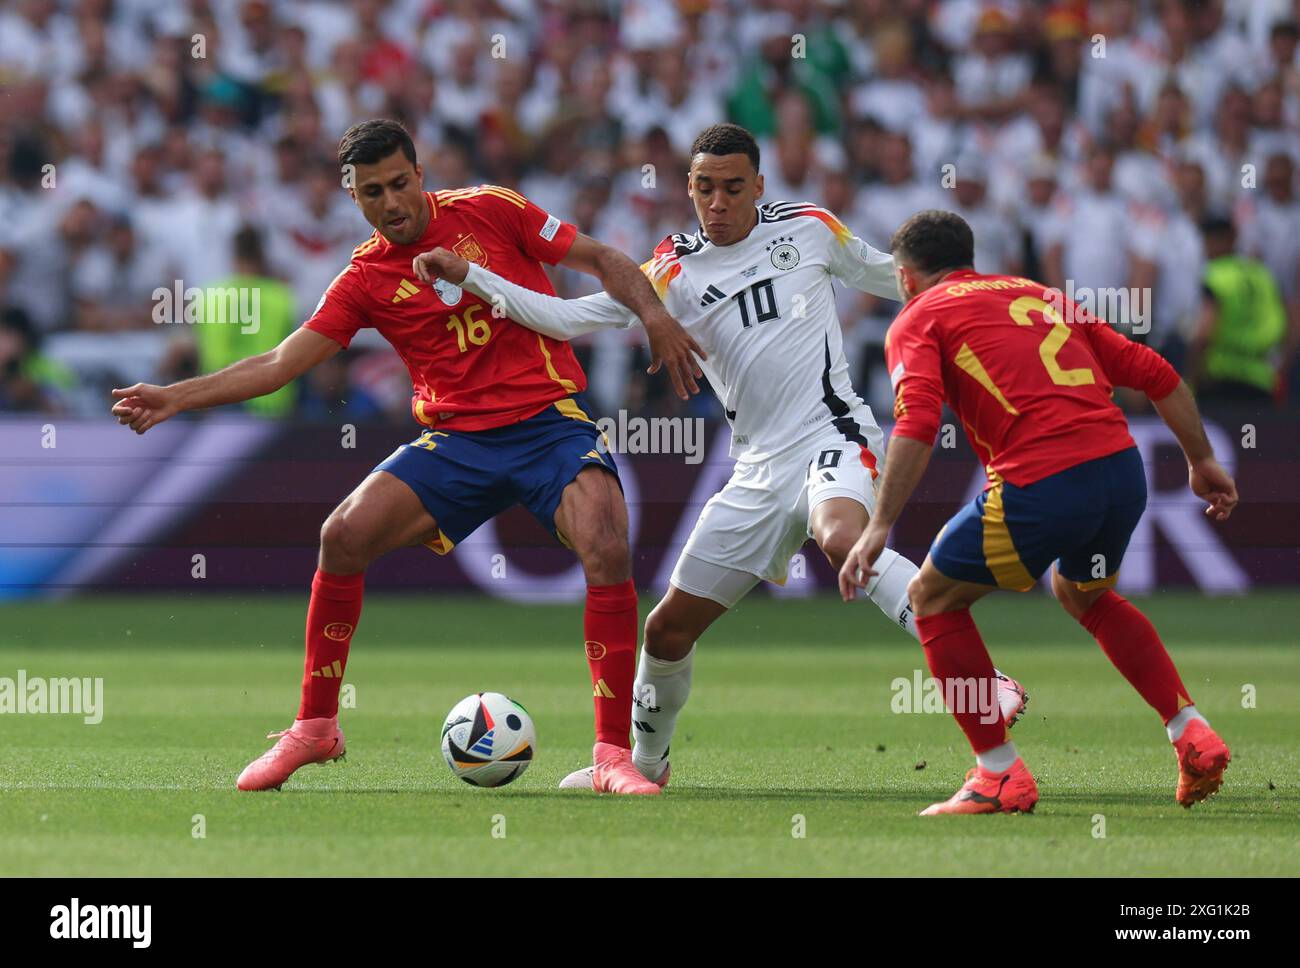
[
  {"left": 390, "top": 279, "right": 420, "bottom": 303},
  {"left": 699, "top": 284, "right": 726, "bottom": 306},
  {"left": 311, "top": 659, "right": 344, "bottom": 679}
]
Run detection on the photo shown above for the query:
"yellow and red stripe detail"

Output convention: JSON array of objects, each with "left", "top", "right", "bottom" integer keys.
[
  {"left": 352, "top": 234, "right": 382, "bottom": 259},
  {"left": 858, "top": 444, "right": 879, "bottom": 480},
  {"left": 980, "top": 483, "right": 1035, "bottom": 591},
  {"left": 436, "top": 185, "right": 528, "bottom": 209},
  {"left": 423, "top": 529, "right": 455, "bottom": 556},
  {"left": 639, "top": 255, "right": 681, "bottom": 299},
  {"left": 793, "top": 207, "right": 852, "bottom": 244},
  {"left": 1073, "top": 572, "right": 1119, "bottom": 591},
  {"left": 535, "top": 334, "right": 578, "bottom": 393}
]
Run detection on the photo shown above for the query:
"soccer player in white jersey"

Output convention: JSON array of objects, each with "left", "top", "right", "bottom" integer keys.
[{"left": 413, "top": 123, "right": 1027, "bottom": 791}]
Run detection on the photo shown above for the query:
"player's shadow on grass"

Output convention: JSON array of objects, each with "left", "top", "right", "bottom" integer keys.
[
  {"left": 663, "top": 787, "right": 910, "bottom": 801},
  {"left": 257, "top": 786, "right": 888, "bottom": 801},
  {"left": 1045, "top": 788, "right": 1298, "bottom": 809}
]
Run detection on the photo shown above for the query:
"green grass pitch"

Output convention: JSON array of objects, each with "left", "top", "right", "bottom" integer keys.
[{"left": 1, "top": 591, "right": 1296, "bottom": 876}]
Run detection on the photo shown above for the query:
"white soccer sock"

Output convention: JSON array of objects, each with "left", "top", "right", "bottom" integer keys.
[
  {"left": 862, "top": 546, "right": 918, "bottom": 638},
  {"left": 859, "top": 547, "right": 1012, "bottom": 682},
  {"left": 631, "top": 645, "right": 694, "bottom": 781},
  {"left": 1165, "top": 705, "right": 1208, "bottom": 742},
  {"left": 976, "top": 741, "right": 1018, "bottom": 774}
]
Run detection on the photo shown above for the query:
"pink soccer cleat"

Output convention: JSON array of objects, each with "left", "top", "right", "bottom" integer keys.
[
  {"left": 559, "top": 759, "right": 671, "bottom": 791},
  {"left": 236, "top": 716, "right": 346, "bottom": 791},
  {"left": 920, "top": 758, "right": 1039, "bottom": 816},
  {"left": 1173, "top": 719, "right": 1230, "bottom": 808},
  {"left": 590, "top": 741, "right": 663, "bottom": 795}
]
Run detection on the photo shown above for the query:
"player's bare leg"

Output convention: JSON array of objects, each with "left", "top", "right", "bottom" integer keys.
[
  {"left": 318, "top": 470, "right": 443, "bottom": 572},
  {"left": 906, "top": 560, "right": 1038, "bottom": 815},
  {"left": 237, "top": 471, "right": 440, "bottom": 791},
  {"left": 553, "top": 466, "right": 658, "bottom": 794},
  {"left": 810, "top": 497, "right": 1028, "bottom": 725},
  {"left": 1051, "top": 568, "right": 1229, "bottom": 807}
]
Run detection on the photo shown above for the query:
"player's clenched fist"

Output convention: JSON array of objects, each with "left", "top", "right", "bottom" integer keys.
[
  {"left": 412, "top": 247, "right": 470, "bottom": 285},
  {"left": 110, "top": 383, "right": 179, "bottom": 435},
  {"left": 1189, "top": 456, "right": 1239, "bottom": 521}
]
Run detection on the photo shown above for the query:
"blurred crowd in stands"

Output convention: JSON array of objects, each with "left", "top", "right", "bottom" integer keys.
[{"left": 1, "top": 0, "right": 1298, "bottom": 423}]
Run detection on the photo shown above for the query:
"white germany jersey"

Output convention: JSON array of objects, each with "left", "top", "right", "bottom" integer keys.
[{"left": 589, "top": 202, "right": 899, "bottom": 462}]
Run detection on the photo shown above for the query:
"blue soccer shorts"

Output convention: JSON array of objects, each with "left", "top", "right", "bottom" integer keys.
[
  {"left": 929, "top": 446, "right": 1146, "bottom": 591},
  {"left": 374, "top": 393, "right": 619, "bottom": 554}
]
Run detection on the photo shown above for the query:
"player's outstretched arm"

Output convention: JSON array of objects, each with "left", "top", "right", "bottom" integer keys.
[
  {"left": 825, "top": 222, "right": 901, "bottom": 301},
  {"left": 1151, "top": 380, "right": 1239, "bottom": 521},
  {"left": 414, "top": 247, "right": 636, "bottom": 339},
  {"left": 414, "top": 241, "right": 707, "bottom": 400},
  {"left": 559, "top": 234, "right": 706, "bottom": 400},
  {"left": 110, "top": 327, "right": 340, "bottom": 435}
]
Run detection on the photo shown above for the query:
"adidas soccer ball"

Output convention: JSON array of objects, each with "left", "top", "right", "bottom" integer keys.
[{"left": 440, "top": 692, "right": 536, "bottom": 787}]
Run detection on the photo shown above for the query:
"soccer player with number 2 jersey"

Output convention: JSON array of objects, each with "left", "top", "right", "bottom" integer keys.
[{"left": 840, "top": 210, "right": 1237, "bottom": 815}]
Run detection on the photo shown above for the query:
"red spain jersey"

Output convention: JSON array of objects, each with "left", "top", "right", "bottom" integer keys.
[
  {"left": 886, "top": 270, "right": 1181, "bottom": 487},
  {"left": 304, "top": 186, "right": 583, "bottom": 431}
]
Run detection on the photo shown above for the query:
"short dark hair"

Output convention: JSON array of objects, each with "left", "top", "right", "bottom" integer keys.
[
  {"left": 890, "top": 210, "right": 975, "bottom": 274},
  {"left": 338, "top": 119, "right": 417, "bottom": 169},
  {"left": 232, "top": 224, "right": 266, "bottom": 267},
  {"left": 690, "top": 123, "right": 760, "bottom": 172},
  {"left": 1200, "top": 215, "right": 1235, "bottom": 240}
]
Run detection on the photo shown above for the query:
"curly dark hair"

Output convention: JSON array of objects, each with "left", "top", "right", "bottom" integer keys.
[
  {"left": 689, "top": 123, "right": 760, "bottom": 171},
  {"left": 890, "top": 210, "right": 975, "bottom": 274}
]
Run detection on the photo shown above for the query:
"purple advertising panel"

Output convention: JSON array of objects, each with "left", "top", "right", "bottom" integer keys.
[{"left": 1, "top": 414, "right": 1296, "bottom": 600}]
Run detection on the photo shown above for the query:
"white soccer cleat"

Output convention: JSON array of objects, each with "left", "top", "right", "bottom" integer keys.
[
  {"left": 558, "top": 758, "right": 671, "bottom": 791},
  {"left": 558, "top": 765, "right": 595, "bottom": 790},
  {"left": 996, "top": 672, "right": 1030, "bottom": 727}
]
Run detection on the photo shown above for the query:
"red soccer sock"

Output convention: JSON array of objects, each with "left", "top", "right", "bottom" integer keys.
[
  {"left": 914, "top": 608, "right": 1008, "bottom": 754},
  {"left": 296, "top": 568, "right": 365, "bottom": 721},
  {"left": 1078, "top": 590, "right": 1192, "bottom": 723},
  {"left": 584, "top": 579, "right": 638, "bottom": 749}
]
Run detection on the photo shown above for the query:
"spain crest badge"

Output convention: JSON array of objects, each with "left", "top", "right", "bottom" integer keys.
[{"left": 452, "top": 233, "right": 488, "bottom": 268}]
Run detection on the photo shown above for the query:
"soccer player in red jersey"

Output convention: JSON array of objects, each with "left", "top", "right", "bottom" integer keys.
[
  {"left": 110, "top": 119, "right": 704, "bottom": 795},
  {"left": 839, "top": 210, "right": 1238, "bottom": 815}
]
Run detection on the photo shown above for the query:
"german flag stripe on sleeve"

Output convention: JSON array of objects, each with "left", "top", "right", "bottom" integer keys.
[{"left": 760, "top": 201, "right": 852, "bottom": 244}]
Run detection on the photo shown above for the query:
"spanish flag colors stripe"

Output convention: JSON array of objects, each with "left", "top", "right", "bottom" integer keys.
[
  {"left": 536, "top": 334, "right": 578, "bottom": 393},
  {"left": 955, "top": 342, "right": 1020, "bottom": 415},
  {"left": 981, "top": 484, "right": 1035, "bottom": 591},
  {"left": 436, "top": 185, "right": 528, "bottom": 209}
]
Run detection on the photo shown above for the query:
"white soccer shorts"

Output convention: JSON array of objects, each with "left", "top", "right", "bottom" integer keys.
[{"left": 669, "top": 426, "right": 884, "bottom": 607}]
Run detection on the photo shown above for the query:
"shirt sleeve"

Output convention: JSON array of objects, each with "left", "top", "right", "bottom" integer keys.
[
  {"left": 1081, "top": 319, "right": 1182, "bottom": 400},
  {"left": 819, "top": 210, "right": 901, "bottom": 300},
  {"left": 302, "top": 263, "right": 368, "bottom": 348},
  {"left": 481, "top": 187, "right": 577, "bottom": 265},
  {"left": 461, "top": 262, "right": 638, "bottom": 339},
  {"left": 885, "top": 306, "right": 946, "bottom": 445}
]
